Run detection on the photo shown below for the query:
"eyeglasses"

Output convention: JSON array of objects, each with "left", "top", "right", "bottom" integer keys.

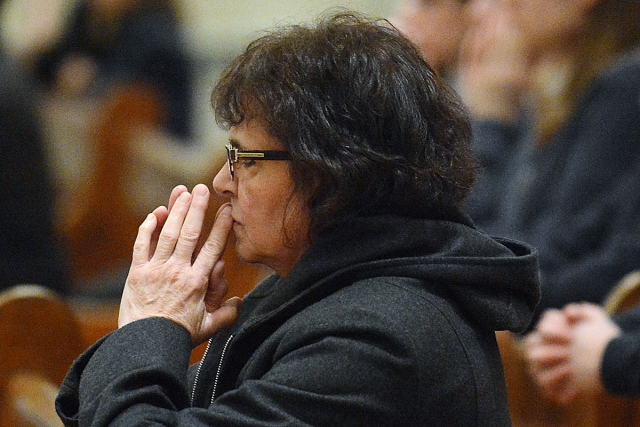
[{"left": 225, "top": 143, "right": 290, "bottom": 180}]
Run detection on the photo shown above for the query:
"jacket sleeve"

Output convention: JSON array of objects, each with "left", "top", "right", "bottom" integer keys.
[
  {"left": 56, "top": 318, "right": 198, "bottom": 426},
  {"left": 612, "top": 305, "right": 640, "bottom": 332},
  {"left": 601, "top": 331, "right": 640, "bottom": 396},
  {"left": 56, "top": 300, "right": 429, "bottom": 427},
  {"left": 594, "top": 286, "right": 640, "bottom": 396}
]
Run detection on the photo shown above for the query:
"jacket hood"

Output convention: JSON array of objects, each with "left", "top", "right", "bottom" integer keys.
[{"left": 253, "top": 214, "right": 539, "bottom": 333}]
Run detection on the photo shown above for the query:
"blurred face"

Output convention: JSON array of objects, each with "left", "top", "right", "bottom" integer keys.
[
  {"left": 212, "top": 120, "right": 311, "bottom": 277},
  {"left": 503, "top": 0, "right": 591, "bottom": 53},
  {"left": 390, "top": 0, "right": 470, "bottom": 74}
]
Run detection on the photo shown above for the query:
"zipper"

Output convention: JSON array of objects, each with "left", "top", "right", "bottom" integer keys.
[
  {"left": 191, "top": 339, "right": 212, "bottom": 406},
  {"left": 211, "top": 334, "right": 234, "bottom": 404}
]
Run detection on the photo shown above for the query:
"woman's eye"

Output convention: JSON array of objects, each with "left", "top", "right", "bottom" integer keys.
[{"left": 240, "top": 159, "right": 257, "bottom": 168}]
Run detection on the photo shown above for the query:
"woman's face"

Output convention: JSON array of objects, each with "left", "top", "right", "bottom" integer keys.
[
  {"left": 212, "top": 120, "right": 311, "bottom": 277},
  {"left": 390, "top": 0, "right": 470, "bottom": 75},
  {"left": 504, "top": 0, "right": 590, "bottom": 53}
]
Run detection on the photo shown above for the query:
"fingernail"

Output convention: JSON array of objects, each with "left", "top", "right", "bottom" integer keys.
[
  {"left": 212, "top": 260, "right": 226, "bottom": 275},
  {"left": 224, "top": 296, "right": 242, "bottom": 308},
  {"left": 178, "top": 192, "right": 191, "bottom": 203},
  {"left": 215, "top": 203, "right": 232, "bottom": 220},
  {"left": 192, "top": 183, "right": 209, "bottom": 197}
]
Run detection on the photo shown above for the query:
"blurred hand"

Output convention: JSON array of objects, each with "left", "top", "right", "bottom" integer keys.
[
  {"left": 457, "top": 0, "right": 528, "bottom": 123},
  {"left": 524, "top": 308, "right": 577, "bottom": 404},
  {"left": 524, "top": 303, "right": 621, "bottom": 404},
  {"left": 562, "top": 303, "right": 622, "bottom": 395},
  {"left": 119, "top": 184, "right": 241, "bottom": 345}
]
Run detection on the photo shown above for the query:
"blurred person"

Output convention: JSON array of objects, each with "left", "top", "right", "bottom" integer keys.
[
  {"left": 459, "top": 0, "right": 640, "bottom": 326},
  {"left": 389, "top": 0, "right": 471, "bottom": 81},
  {"left": 34, "top": 0, "right": 193, "bottom": 139},
  {"left": 523, "top": 172, "right": 640, "bottom": 403},
  {"left": 55, "top": 11, "right": 540, "bottom": 426},
  {"left": 0, "top": 0, "right": 69, "bottom": 293},
  {"left": 30, "top": 0, "right": 201, "bottom": 294}
]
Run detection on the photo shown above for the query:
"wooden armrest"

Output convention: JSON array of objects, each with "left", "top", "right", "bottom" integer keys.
[
  {"left": 603, "top": 270, "right": 640, "bottom": 315},
  {"left": 2, "top": 372, "right": 63, "bottom": 427}
]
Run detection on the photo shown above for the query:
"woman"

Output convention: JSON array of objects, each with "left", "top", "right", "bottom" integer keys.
[
  {"left": 524, "top": 178, "right": 640, "bottom": 402},
  {"left": 459, "top": 0, "right": 640, "bottom": 324},
  {"left": 56, "top": 11, "right": 539, "bottom": 426}
]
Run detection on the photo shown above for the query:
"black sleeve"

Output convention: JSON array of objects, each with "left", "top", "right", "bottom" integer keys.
[{"left": 601, "top": 331, "right": 640, "bottom": 396}]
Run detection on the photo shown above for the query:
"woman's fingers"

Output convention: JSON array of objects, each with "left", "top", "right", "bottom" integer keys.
[
  {"left": 122, "top": 185, "right": 238, "bottom": 340},
  {"left": 527, "top": 342, "right": 570, "bottom": 370},
  {"left": 204, "top": 261, "right": 228, "bottom": 311},
  {"left": 152, "top": 191, "right": 192, "bottom": 260},
  {"left": 193, "top": 203, "right": 233, "bottom": 276},
  {"left": 173, "top": 184, "right": 210, "bottom": 261},
  {"left": 532, "top": 309, "right": 572, "bottom": 343},
  {"left": 148, "top": 206, "right": 169, "bottom": 259},
  {"left": 146, "top": 185, "right": 189, "bottom": 259},
  {"left": 197, "top": 296, "right": 242, "bottom": 345},
  {"left": 131, "top": 213, "right": 158, "bottom": 267},
  {"left": 535, "top": 364, "right": 578, "bottom": 405},
  {"left": 168, "top": 185, "right": 188, "bottom": 211}
]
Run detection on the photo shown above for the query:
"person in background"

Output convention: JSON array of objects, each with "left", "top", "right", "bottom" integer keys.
[
  {"left": 29, "top": 0, "right": 197, "bottom": 294},
  {"left": 524, "top": 300, "right": 640, "bottom": 403},
  {"left": 458, "top": 0, "right": 640, "bottom": 327},
  {"left": 0, "top": 0, "right": 69, "bottom": 293},
  {"left": 389, "top": 0, "right": 471, "bottom": 82},
  {"left": 524, "top": 172, "right": 640, "bottom": 402},
  {"left": 34, "top": 0, "right": 192, "bottom": 140},
  {"left": 55, "top": 11, "right": 539, "bottom": 426}
]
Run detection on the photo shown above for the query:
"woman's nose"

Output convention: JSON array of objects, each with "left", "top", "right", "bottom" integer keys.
[{"left": 212, "top": 164, "right": 234, "bottom": 197}]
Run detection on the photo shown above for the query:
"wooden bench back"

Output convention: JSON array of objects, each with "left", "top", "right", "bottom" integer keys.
[{"left": 0, "top": 285, "right": 85, "bottom": 427}]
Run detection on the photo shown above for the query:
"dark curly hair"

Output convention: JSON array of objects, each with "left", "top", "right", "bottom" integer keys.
[{"left": 212, "top": 10, "right": 478, "bottom": 239}]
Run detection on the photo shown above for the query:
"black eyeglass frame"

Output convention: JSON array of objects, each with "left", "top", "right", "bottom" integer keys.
[{"left": 225, "top": 143, "right": 290, "bottom": 180}]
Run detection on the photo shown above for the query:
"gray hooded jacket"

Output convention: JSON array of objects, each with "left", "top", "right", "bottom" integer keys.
[{"left": 57, "top": 214, "right": 539, "bottom": 426}]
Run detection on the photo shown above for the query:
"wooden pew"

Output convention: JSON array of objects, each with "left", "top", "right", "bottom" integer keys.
[{"left": 0, "top": 285, "right": 85, "bottom": 427}]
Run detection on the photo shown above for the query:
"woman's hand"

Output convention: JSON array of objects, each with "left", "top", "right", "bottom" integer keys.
[
  {"left": 118, "top": 184, "right": 241, "bottom": 345},
  {"left": 457, "top": 0, "right": 528, "bottom": 123}
]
